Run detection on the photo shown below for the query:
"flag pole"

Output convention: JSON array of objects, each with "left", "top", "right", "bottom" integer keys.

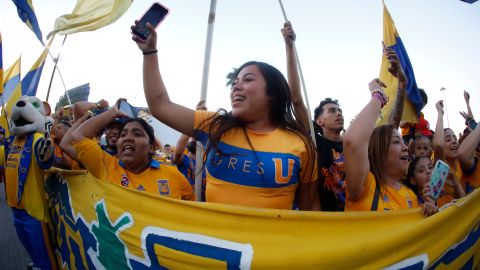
[
  {"left": 278, "top": 0, "right": 316, "bottom": 146},
  {"left": 195, "top": 0, "right": 217, "bottom": 201},
  {"left": 46, "top": 35, "right": 68, "bottom": 103}
]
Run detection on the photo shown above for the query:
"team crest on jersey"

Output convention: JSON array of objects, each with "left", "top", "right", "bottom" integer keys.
[
  {"left": 121, "top": 174, "right": 130, "bottom": 187},
  {"left": 157, "top": 179, "right": 170, "bottom": 195},
  {"left": 137, "top": 184, "right": 145, "bottom": 191}
]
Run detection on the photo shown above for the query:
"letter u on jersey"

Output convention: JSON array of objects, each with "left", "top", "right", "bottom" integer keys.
[{"left": 272, "top": 158, "right": 295, "bottom": 184}]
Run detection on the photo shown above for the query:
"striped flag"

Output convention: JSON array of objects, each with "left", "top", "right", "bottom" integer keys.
[
  {"left": 11, "top": 0, "right": 44, "bottom": 45},
  {"left": 21, "top": 36, "right": 54, "bottom": 96},
  {"left": 2, "top": 58, "right": 21, "bottom": 104},
  {"left": 377, "top": 2, "right": 423, "bottom": 125}
]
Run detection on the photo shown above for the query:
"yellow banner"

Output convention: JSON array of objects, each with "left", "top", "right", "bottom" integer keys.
[{"left": 45, "top": 169, "right": 480, "bottom": 269}]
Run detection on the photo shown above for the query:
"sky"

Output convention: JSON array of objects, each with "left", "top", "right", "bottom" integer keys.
[{"left": 1, "top": 0, "right": 479, "bottom": 145}]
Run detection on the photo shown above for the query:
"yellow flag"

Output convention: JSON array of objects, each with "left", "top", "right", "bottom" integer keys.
[{"left": 47, "top": 0, "right": 132, "bottom": 39}]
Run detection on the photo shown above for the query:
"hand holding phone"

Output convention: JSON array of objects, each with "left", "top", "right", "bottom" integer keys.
[
  {"left": 429, "top": 160, "right": 450, "bottom": 200},
  {"left": 132, "top": 2, "right": 169, "bottom": 41},
  {"left": 117, "top": 100, "right": 136, "bottom": 118}
]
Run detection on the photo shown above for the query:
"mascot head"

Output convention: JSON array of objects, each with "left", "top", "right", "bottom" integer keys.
[{"left": 10, "top": 96, "right": 53, "bottom": 138}]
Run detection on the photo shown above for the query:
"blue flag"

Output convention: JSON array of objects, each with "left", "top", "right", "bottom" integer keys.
[{"left": 11, "top": 0, "right": 44, "bottom": 45}]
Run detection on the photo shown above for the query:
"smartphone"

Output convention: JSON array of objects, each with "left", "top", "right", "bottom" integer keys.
[
  {"left": 429, "top": 160, "right": 450, "bottom": 200},
  {"left": 132, "top": 2, "right": 169, "bottom": 40},
  {"left": 91, "top": 108, "right": 108, "bottom": 116},
  {"left": 118, "top": 100, "right": 136, "bottom": 118}
]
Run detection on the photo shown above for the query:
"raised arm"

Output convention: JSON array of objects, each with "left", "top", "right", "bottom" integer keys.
[
  {"left": 73, "top": 99, "right": 108, "bottom": 123},
  {"left": 458, "top": 119, "right": 480, "bottom": 171},
  {"left": 464, "top": 90, "right": 474, "bottom": 118},
  {"left": 432, "top": 100, "right": 446, "bottom": 162},
  {"left": 172, "top": 134, "right": 190, "bottom": 165},
  {"left": 281, "top": 22, "right": 310, "bottom": 131},
  {"left": 59, "top": 113, "right": 90, "bottom": 161},
  {"left": 131, "top": 22, "right": 195, "bottom": 137},
  {"left": 344, "top": 79, "right": 387, "bottom": 200},
  {"left": 71, "top": 108, "right": 124, "bottom": 143},
  {"left": 385, "top": 49, "right": 407, "bottom": 129},
  {"left": 172, "top": 100, "right": 207, "bottom": 165}
]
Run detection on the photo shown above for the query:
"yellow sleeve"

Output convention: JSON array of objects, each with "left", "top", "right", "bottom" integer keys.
[
  {"left": 345, "top": 173, "right": 376, "bottom": 211},
  {"left": 72, "top": 138, "right": 110, "bottom": 180},
  {"left": 193, "top": 110, "right": 217, "bottom": 131}
]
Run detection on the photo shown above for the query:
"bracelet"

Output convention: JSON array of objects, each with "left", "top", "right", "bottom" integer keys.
[
  {"left": 371, "top": 90, "right": 389, "bottom": 108},
  {"left": 143, "top": 50, "right": 158, "bottom": 55}
]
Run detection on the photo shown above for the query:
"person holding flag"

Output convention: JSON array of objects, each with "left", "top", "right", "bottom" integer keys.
[{"left": 343, "top": 47, "right": 437, "bottom": 216}]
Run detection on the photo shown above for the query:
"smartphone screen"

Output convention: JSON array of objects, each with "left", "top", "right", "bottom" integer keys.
[
  {"left": 132, "top": 2, "right": 169, "bottom": 40},
  {"left": 118, "top": 101, "right": 136, "bottom": 118},
  {"left": 429, "top": 160, "right": 450, "bottom": 200}
]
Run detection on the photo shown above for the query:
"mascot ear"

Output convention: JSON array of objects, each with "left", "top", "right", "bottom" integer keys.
[{"left": 43, "top": 101, "right": 51, "bottom": 116}]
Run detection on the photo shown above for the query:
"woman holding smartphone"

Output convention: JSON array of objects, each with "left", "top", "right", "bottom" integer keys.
[{"left": 131, "top": 22, "right": 318, "bottom": 210}]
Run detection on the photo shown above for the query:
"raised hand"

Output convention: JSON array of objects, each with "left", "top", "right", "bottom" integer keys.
[
  {"left": 369, "top": 78, "right": 387, "bottom": 92},
  {"left": 436, "top": 100, "right": 444, "bottom": 115},
  {"left": 385, "top": 49, "right": 406, "bottom": 86},
  {"left": 131, "top": 21, "right": 157, "bottom": 53},
  {"left": 196, "top": 100, "right": 207, "bottom": 111},
  {"left": 368, "top": 78, "right": 388, "bottom": 108},
  {"left": 459, "top": 111, "right": 469, "bottom": 121},
  {"left": 281, "top": 21, "right": 296, "bottom": 47},
  {"left": 464, "top": 90, "right": 470, "bottom": 104}
]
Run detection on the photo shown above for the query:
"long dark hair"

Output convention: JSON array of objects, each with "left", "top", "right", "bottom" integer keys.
[
  {"left": 368, "top": 124, "right": 395, "bottom": 191},
  {"left": 199, "top": 61, "right": 316, "bottom": 180}
]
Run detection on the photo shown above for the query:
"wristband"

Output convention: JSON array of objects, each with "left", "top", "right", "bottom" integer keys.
[
  {"left": 371, "top": 90, "right": 389, "bottom": 108},
  {"left": 143, "top": 50, "right": 158, "bottom": 55}
]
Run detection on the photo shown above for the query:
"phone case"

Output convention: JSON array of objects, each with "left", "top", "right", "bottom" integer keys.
[
  {"left": 132, "top": 2, "right": 169, "bottom": 40},
  {"left": 118, "top": 101, "right": 136, "bottom": 118},
  {"left": 429, "top": 160, "right": 450, "bottom": 200}
]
